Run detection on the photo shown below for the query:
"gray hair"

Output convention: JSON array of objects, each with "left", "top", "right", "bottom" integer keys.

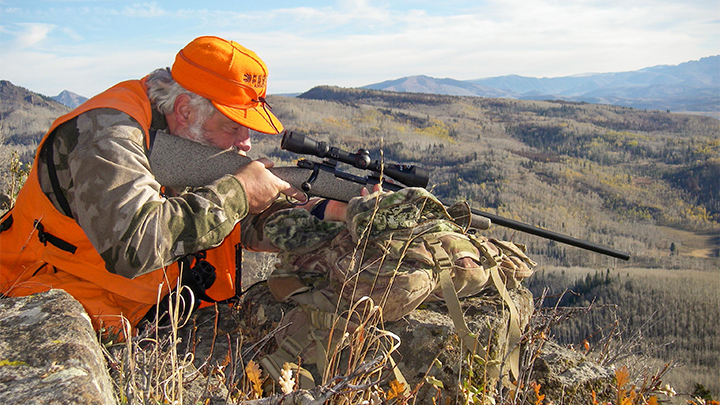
[{"left": 146, "top": 68, "right": 216, "bottom": 121}]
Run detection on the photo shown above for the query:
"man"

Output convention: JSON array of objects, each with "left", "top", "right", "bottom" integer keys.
[{"left": 0, "top": 36, "right": 345, "bottom": 334}]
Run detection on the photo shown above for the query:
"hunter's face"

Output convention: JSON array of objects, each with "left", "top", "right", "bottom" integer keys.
[{"left": 199, "top": 111, "right": 252, "bottom": 153}]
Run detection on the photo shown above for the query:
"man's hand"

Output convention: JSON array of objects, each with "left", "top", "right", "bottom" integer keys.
[{"left": 233, "top": 158, "right": 306, "bottom": 214}]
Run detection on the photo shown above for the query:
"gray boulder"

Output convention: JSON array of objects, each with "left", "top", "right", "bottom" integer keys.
[
  {"left": 531, "top": 340, "right": 615, "bottom": 404},
  {"left": 384, "top": 287, "right": 535, "bottom": 402},
  {"left": 0, "top": 289, "right": 116, "bottom": 405}
]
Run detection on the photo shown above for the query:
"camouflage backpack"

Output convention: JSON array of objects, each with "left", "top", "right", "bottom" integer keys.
[{"left": 260, "top": 188, "right": 536, "bottom": 387}]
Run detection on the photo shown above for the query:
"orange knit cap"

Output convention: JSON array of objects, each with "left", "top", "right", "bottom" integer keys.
[{"left": 172, "top": 36, "right": 283, "bottom": 134}]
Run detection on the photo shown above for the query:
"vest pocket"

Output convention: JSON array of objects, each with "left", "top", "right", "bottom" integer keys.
[{"left": 33, "top": 219, "right": 78, "bottom": 254}]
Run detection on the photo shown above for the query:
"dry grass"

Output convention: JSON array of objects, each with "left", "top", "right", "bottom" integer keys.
[
  {"left": 99, "top": 284, "right": 699, "bottom": 405},
  {"left": 102, "top": 283, "right": 199, "bottom": 405}
]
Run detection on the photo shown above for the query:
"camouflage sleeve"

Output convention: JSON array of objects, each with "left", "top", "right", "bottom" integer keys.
[
  {"left": 50, "top": 109, "right": 248, "bottom": 279},
  {"left": 240, "top": 199, "right": 292, "bottom": 252},
  {"left": 263, "top": 208, "right": 346, "bottom": 254}
]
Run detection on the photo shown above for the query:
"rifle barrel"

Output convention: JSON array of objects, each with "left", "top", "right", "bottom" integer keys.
[{"left": 466, "top": 206, "right": 630, "bottom": 261}]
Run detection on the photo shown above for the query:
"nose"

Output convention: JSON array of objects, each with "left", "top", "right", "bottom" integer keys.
[{"left": 234, "top": 126, "right": 252, "bottom": 152}]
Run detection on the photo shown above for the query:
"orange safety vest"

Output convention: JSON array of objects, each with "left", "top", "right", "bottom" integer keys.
[{"left": 0, "top": 79, "right": 241, "bottom": 331}]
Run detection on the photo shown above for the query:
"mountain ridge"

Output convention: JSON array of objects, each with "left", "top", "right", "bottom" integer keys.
[
  {"left": 52, "top": 90, "right": 88, "bottom": 109},
  {"left": 362, "top": 56, "right": 720, "bottom": 114}
]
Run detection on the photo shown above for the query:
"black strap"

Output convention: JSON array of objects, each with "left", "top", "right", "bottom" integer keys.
[
  {"left": 32, "top": 263, "right": 49, "bottom": 277},
  {"left": 34, "top": 219, "right": 77, "bottom": 254},
  {"left": 42, "top": 130, "right": 74, "bottom": 218},
  {"left": 147, "top": 128, "right": 158, "bottom": 153},
  {"left": 310, "top": 199, "right": 329, "bottom": 219},
  {"left": 0, "top": 214, "right": 12, "bottom": 233},
  {"left": 235, "top": 243, "right": 242, "bottom": 299}
]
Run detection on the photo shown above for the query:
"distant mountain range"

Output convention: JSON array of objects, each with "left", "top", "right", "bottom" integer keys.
[
  {"left": 52, "top": 90, "right": 88, "bottom": 108},
  {"left": 362, "top": 56, "right": 720, "bottom": 114},
  {"left": 4, "top": 55, "right": 719, "bottom": 115}
]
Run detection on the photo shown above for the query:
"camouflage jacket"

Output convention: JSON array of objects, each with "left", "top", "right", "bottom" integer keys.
[{"left": 37, "top": 107, "right": 287, "bottom": 279}]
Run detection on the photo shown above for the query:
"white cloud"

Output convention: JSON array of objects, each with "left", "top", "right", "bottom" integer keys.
[
  {"left": 272, "top": 0, "right": 392, "bottom": 26},
  {"left": 60, "top": 26, "right": 83, "bottom": 41},
  {"left": 122, "top": 2, "right": 167, "bottom": 18},
  {"left": 13, "top": 22, "right": 55, "bottom": 48}
]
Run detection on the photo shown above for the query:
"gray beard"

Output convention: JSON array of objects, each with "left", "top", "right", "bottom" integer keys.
[{"left": 185, "top": 117, "right": 210, "bottom": 146}]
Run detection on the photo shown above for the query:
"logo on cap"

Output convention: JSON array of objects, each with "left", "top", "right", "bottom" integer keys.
[{"left": 244, "top": 74, "right": 267, "bottom": 88}]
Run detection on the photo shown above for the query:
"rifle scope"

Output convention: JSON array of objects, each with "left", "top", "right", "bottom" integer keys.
[{"left": 281, "top": 131, "right": 430, "bottom": 188}]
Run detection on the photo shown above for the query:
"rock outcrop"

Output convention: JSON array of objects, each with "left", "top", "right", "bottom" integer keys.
[{"left": 0, "top": 289, "right": 116, "bottom": 405}]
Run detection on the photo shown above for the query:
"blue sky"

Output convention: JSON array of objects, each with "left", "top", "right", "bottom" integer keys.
[{"left": 1, "top": 0, "right": 718, "bottom": 98}]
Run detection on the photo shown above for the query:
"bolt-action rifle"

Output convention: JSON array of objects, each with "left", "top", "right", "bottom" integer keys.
[{"left": 149, "top": 131, "right": 630, "bottom": 261}]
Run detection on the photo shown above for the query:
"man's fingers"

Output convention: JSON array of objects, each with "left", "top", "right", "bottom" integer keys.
[
  {"left": 250, "top": 158, "right": 304, "bottom": 202},
  {"left": 280, "top": 183, "right": 307, "bottom": 203},
  {"left": 360, "top": 182, "right": 383, "bottom": 197},
  {"left": 234, "top": 158, "right": 303, "bottom": 213}
]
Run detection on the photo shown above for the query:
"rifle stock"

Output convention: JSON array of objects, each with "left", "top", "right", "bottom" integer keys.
[
  {"left": 150, "top": 131, "right": 371, "bottom": 201},
  {"left": 149, "top": 131, "right": 629, "bottom": 260}
]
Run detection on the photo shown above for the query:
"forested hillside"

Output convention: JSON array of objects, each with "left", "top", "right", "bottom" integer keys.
[
  {"left": 0, "top": 80, "right": 70, "bottom": 153},
  {"left": 0, "top": 81, "right": 70, "bottom": 200},
  {"left": 525, "top": 266, "right": 719, "bottom": 401}
]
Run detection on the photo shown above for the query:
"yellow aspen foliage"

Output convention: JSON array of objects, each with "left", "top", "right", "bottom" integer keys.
[
  {"left": 531, "top": 381, "right": 545, "bottom": 405},
  {"left": 387, "top": 379, "right": 406, "bottom": 400},
  {"left": 245, "top": 360, "right": 263, "bottom": 399}
]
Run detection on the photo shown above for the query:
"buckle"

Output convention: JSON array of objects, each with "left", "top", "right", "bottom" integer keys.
[{"left": 34, "top": 220, "right": 47, "bottom": 245}]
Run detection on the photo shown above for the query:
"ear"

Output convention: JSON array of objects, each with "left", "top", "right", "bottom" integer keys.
[{"left": 173, "top": 94, "right": 192, "bottom": 126}]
